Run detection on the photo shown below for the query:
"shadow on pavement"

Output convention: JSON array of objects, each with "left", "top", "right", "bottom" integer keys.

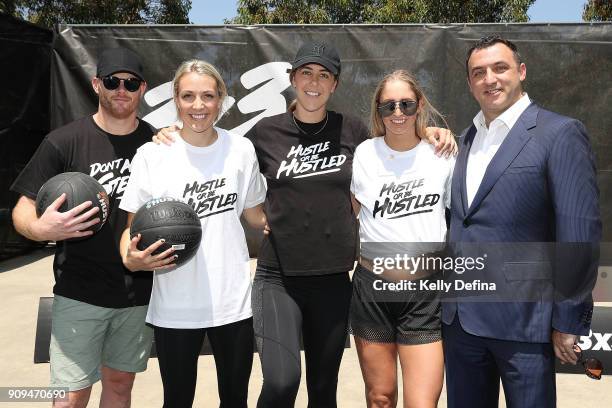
[{"left": 0, "top": 246, "right": 54, "bottom": 273}]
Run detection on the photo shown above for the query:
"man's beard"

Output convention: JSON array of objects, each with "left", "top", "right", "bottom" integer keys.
[{"left": 99, "top": 92, "right": 137, "bottom": 119}]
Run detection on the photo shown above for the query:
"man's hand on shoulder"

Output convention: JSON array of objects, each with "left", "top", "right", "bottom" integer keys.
[{"left": 152, "top": 125, "right": 178, "bottom": 145}]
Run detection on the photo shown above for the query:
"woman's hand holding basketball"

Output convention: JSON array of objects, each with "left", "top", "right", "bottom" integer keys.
[{"left": 124, "top": 233, "right": 177, "bottom": 272}]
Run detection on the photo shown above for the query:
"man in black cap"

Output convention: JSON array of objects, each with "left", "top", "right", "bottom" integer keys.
[{"left": 11, "top": 47, "right": 155, "bottom": 408}]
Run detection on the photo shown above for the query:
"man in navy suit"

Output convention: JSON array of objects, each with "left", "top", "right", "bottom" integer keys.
[{"left": 442, "top": 36, "right": 601, "bottom": 407}]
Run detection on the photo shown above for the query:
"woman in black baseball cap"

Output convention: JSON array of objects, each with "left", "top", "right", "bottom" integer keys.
[{"left": 247, "top": 41, "right": 359, "bottom": 407}]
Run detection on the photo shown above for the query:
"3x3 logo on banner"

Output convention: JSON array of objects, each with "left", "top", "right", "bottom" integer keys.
[{"left": 142, "top": 62, "right": 292, "bottom": 136}]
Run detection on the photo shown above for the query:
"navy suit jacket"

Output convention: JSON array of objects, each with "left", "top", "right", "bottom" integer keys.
[{"left": 443, "top": 103, "right": 601, "bottom": 343}]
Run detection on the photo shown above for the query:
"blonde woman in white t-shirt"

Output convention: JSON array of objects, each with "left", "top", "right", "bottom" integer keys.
[
  {"left": 350, "top": 70, "right": 455, "bottom": 408},
  {"left": 119, "top": 60, "right": 267, "bottom": 408}
]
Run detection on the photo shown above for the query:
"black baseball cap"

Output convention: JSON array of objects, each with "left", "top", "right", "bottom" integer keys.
[
  {"left": 96, "top": 47, "right": 144, "bottom": 81},
  {"left": 291, "top": 41, "right": 341, "bottom": 76}
]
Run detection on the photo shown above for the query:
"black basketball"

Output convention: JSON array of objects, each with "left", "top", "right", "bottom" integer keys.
[
  {"left": 130, "top": 197, "right": 202, "bottom": 267},
  {"left": 35, "top": 172, "right": 110, "bottom": 233}
]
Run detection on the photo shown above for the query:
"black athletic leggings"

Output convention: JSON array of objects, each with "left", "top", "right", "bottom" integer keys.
[
  {"left": 252, "top": 265, "right": 352, "bottom": 408},
  {"left": 153, "top": 317, "right": 254, "bottom": 408}
]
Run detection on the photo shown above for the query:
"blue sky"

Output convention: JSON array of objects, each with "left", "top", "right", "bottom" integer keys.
[{"left": 189, "top": 0, "right": 587, "bottom": 24}]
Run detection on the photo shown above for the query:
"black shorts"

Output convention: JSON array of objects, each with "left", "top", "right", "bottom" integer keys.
[{"left": 349, "top": 263, "right": 441, "bottom": 345}]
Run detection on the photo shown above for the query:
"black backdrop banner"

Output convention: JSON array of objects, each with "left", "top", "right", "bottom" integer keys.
[
  {"left": 2, "top": 23, "right": 611, "bottom": 257},
  {"left": 0, "top": 14, "right": 53, "bottom": 258}
]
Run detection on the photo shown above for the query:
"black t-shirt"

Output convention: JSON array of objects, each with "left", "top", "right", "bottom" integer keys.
[
  {"left": 246, "top": 111, "right": 369, "bottom": 276},
  {"left": 11, "top": 116, "right": 154, "bottom": 307}
]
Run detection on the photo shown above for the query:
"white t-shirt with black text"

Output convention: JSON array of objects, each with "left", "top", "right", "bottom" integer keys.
[
  {"left": 120, "top": 128, "right": 266, "bottom": 328},
  {"left": 351, "top": 138, "right": 454, "bottom": 259}
]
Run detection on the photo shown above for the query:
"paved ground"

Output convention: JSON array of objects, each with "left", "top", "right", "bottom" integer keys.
[{"left": 0, "top": 248, "right": 610, "bottom": 407}]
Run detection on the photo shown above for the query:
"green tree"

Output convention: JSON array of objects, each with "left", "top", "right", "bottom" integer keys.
[
  {"left": 0, "top": 0, "right": 191, "bottom": 27},
  {"left": 228, "top": 0, "right": 329, "bottom": 24},
  {"left": 227, "top": 0, "right": 536, "bottom": 24},
  {"left": 583, "top": 0, "right": 611, "bottom": 21},
  {"left": 0, "top": 0, "right": 17, "bottom": 15}
]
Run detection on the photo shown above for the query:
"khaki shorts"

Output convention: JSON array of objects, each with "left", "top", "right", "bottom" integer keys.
[{"left": 49, "top": 295, "right": 154, "bottom": 391}]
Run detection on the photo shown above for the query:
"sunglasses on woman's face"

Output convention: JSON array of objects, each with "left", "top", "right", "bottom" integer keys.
[
  {"left": 574, "top": 345, "right": 604, "bottom": 380},
  {"left": 100, "top": 75, "right": 143, "bottom": 92},
  {"left": 377, "top": 99, "right": 418, "bottom": 117}
]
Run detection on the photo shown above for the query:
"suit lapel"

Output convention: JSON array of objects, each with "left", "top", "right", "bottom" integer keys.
[
  {"left": 466, "top": 103, "right": 539, "bottom": 218},
  {"left": 456, "top": 126, "right": 477, "bottom": 217}
]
